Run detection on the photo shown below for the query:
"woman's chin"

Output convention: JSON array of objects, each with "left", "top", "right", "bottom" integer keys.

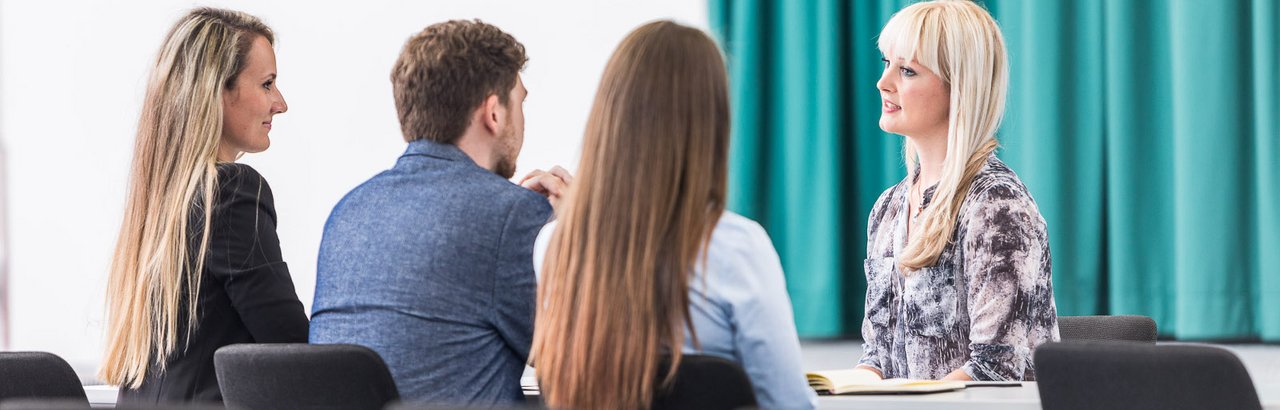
[
  {"left": 878, "top": 121, "right": 898, "bottom": 135},
  {"left": 246, "top": 139, "right": 271, "bottom": 154}
]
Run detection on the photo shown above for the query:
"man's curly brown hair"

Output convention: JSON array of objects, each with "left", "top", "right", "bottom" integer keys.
[{"left": 391, "top": 19, "right": 527, "bottom": 144}]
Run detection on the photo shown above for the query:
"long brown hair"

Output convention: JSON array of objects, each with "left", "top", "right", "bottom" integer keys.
[
  {"left": 100, "top": 8, "right": 273, "bottom": 388},
  {"left": 530, "top": 20, "right": 730, "bottom": 410}
]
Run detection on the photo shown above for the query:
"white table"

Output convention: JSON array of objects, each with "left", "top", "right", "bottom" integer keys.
[
  {"left": 83, "top": 385, "right": 118, "bottom": 408},
  {"left": 817, "top": 382, "right": 1280, "bottom": 410},
  {"left": 817, "top": 382, "right": 1042, "bottom": 409}
]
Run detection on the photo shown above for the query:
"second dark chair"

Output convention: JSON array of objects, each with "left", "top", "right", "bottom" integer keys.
[
  {"left": 387, "top": 354, "right": 756, "bottom": 410},
  {"left": 0, "top": 352, "right": 89, "bottom": 406},
  {"left": 1035, "top": 341, "right": 1262, "bottom": 410},
  {"left": 214, "top": 343, "right": 399, "bottom": 410},
  {"left": 1057, "top": 315, "right": 1157, "bottom": 342},
  {"left": 0, "top": 399, "right": 223, "bottom": 410},
  {"left": 651, "top": 354, "right": 757, "bottom": 410}
]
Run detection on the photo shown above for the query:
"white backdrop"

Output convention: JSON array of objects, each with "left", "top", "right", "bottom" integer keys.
[{"left": 0, "top": 0, "right": 708, "bottom": 369}]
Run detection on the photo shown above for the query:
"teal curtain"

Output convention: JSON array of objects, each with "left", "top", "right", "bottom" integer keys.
[{"left": 708, "top": 0, "right": 1280, "bottom": 340}]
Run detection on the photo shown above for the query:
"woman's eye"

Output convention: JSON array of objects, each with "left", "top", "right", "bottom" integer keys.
[
  {"left": 263, "top": 81, "right": 274, "bottom": 90},
  {"left": 881, "top": 57, "right": 890, "bottom": 68},
  {"left": 900, "top": 67, "right": 916, "bottom": 77}
]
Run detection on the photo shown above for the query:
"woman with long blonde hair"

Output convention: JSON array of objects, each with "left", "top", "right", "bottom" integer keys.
[
  {"left": 530, "top": 21, "right": 817, "bottom": 409},
  {"left": 856, "top": 0, "right": 1059, "bottom": 381},
  {"left": 100, "top": 7, "right": 308, "bottom": 403}
]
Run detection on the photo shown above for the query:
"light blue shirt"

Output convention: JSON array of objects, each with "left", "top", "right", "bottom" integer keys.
[{"left": 534, "top": 211, "right": 818, "bottom": 410}]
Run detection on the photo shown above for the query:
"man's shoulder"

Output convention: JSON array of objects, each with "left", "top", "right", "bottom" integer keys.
[
  {"left": 458, "top": 169, "right": 549, "bottom": 207},
  {"left": 333, "top": 163, "right": 550, "bottom": 226},
  {"left": 429, "top": 168, "right": 552, "bottom": 220}
]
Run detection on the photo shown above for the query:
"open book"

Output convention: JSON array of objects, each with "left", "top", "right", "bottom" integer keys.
[{"left": 806, "top": 369, "right": 966, "bottom": 395}]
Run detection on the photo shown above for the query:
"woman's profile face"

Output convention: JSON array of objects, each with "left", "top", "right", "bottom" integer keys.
[
  {"left": 220, "top": 35, "right": 287, "bottom": 161},
  {"left": 876, "top": 54, "right": 949, "bottom": 140}
]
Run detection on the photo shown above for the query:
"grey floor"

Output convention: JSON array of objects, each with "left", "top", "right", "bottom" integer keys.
[{"left": 800, "top": 340, "right": 1280, "bottom": 393}]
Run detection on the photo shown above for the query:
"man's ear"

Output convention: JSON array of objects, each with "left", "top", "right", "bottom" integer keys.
[{"left": 481, "top": 94, "right": 502, "bottom": 136}]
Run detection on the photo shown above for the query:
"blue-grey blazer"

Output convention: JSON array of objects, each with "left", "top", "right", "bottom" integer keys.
[{"left": 310, "top": 140, "right": 551, "bottom": 405}]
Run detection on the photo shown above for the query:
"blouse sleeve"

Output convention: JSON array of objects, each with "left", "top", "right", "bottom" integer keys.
[
  {"left": 857, "top": 260, "right": 894, "bottom": 374},
  {"left": 727, "top": 221, "right": 818, "bottom": 410},
  {"left": 959, "top": 183, "right": 1050, "bottom": 381},
  {"left": 208, "top": 165, "right": 309, "bottom": 343},
  {"left": 857, "top": 189, "right": 896, "bottom": 374}
]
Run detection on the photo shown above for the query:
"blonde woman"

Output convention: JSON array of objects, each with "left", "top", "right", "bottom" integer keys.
[
  {"left": 856, "top": 0, "right": 1059, "bottom": 382},
  {"left": 100, "top": 8, "right": 307, "bottom": 403},
  {"left": 531, "top": 21, "right": 816, "bottom": 409}
]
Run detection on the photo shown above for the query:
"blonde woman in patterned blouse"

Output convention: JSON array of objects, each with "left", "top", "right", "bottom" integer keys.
[{"left": 854, "top": 0, "right": 1060, "bottom": 382}]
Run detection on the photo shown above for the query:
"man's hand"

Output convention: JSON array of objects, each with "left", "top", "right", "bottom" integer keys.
[{"left": 519, "top": 165, "right": 573, "bottom": 212}]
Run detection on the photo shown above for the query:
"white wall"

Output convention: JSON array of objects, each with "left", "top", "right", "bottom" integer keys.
[{"left": 0, "top": 0, "right": 708, "bottom": 369}]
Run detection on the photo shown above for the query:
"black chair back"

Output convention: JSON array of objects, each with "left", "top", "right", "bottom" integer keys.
[
  {"left": 0, "top": 398, "right": 223, "bottom": 410},
  {"left": 0, "top": 399, "right": 90, "bottom": 410},
  {"left": 0, "top": 352, "right": 88, "bottom": 405},
  {"left": 1035, "top": 341, "right": 1262, "bottom": 410},
  {"left": 384, "top": 402, "right": 534, "bottom": 410},
  {"left": 651, "top": 354, "right": 756, "bottom": 410},
  {"left": 1057, "top": 315, "right": 1157, "bottom": 342},
  {"left": 214, "top": 343, "right": 399, "bottom": 410},
  {"left": 390, "top": 354, "right": 754, "bottom": 410}
]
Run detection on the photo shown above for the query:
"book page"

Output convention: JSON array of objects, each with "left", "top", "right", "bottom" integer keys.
[{"left": 807, "top": 369, "right": 966, "bottom": 395}]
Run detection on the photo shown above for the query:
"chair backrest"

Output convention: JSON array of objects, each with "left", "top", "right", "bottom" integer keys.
[
  {"left": 651, "top": 354, "right": 757, "bottom": 410},
  {"left": 1035, "top": 341, "right": 1262, "bottom": 410},
  {"left": 0, "top": 399, "right": 90, "bottom": 410},
  {"left": 214, "top": 343, "right": 399, "bottom": 410},
  {"left": 1057, "top": 315, "right": 1156, "bottom": 342},
  {"left": 0, "top": 352, "right": 88, "bottom": 404},
  {"left": 0, "top": 398, "right": 223, "bottom": 410},
  {"left": 383, "top": 402, "right": 533, "bottom": 410}
]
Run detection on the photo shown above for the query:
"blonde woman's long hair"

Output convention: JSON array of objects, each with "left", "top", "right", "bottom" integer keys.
[
  {"left": 100, "top": 8, "right": 274, "bottom": 388},
  {"left": 531, "top": 21, "right": 729, "bottom": 410},
  {"left": 880, "top": 0, "right": 1008, "bottom": 271}
]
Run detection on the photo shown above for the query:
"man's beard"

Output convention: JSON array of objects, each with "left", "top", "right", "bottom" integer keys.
[
  {"left": 494, "top": 154, "right": 516, "bottom": 179},
  {"left": 493, "top": 127, "right": 518, "bottom": 179}
]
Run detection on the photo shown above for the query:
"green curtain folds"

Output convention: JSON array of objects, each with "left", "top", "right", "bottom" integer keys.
[{"left": 708, "top": 0, "right": 1280, "bottom": 340}]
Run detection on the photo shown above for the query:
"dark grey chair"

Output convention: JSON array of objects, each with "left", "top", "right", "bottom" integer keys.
[
  {"left": 0, "top": 399, "right": 88, "bottom": 410},
  {"left": 388, "top": 355, "right": 755, "bottom": 410},
  {"left": 384, "top": 402, "right": 535, "bottom": 410},
  {"left": 651, "top": 354, "right": 757, "bottom": 410},
  {"left": 1057, "top": 315, "right": 1157, "bottom": 342},
  {"left": 1035, "top": 341, "right": 1262, "bottom": 410},
  {"left": 215, "top": 343, "right": 399, "bottom": 410},
  {"left": 0, "top": 399, "right": 223, "bottom": 410},
  {"left": 0, "top": 352, "right": 89, "bottom": 405}
]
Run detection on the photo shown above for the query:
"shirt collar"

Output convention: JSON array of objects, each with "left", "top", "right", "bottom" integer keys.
[{"left": 401, "top": 139, "right": 474, "bottom": 163}]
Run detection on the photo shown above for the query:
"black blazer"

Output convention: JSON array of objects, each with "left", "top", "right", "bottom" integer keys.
[{"left": 118, "top": 163, "right": 309, "bottom": 404}]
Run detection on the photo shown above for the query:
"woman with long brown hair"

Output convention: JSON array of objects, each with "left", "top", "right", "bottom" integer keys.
[
  {"left": 531, "top": 21, "right": 816, "bottom": 409},
  {"left": 100, "top": 8, "right": 308, "bottom": 403}
]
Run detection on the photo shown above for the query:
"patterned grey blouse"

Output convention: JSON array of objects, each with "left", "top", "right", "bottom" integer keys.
[{"left": 857, "top": 155, "right": 1059, "bottom": 381}]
